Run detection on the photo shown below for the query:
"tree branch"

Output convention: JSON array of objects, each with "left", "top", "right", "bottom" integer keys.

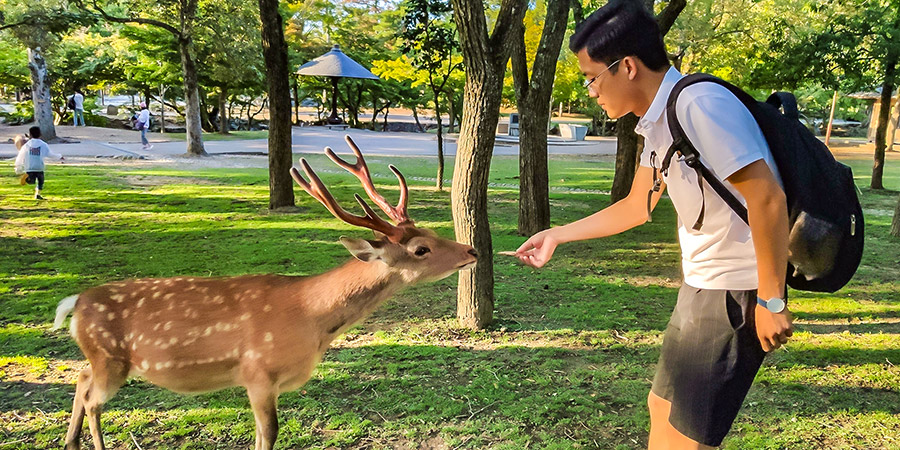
[
  {"left": 656, "top": 0, "right": 686, "bottom": 35},
  {"left": 75, "top": 0, "right": 182, "bottom": 37}
]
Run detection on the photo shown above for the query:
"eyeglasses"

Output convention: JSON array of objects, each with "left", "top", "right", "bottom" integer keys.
[{"left": 582, "top": 59, "right": 621, "bottom": 92}]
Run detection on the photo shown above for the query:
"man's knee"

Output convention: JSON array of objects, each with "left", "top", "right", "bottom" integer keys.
[{"left": 648, "top": 391, "right": 670, "bottom": 415}]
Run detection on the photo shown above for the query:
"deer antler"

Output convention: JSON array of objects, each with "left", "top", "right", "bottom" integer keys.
[
  {"left": 325, "top": 136, "right": 411, "bottom": 225},
  {"left": 290, "top": 138, "right": 411, "bottom": 242}
]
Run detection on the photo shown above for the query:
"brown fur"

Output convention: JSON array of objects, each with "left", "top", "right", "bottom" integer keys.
[{"left": 59, "top": 221, "right": 476, "bottom": 450}]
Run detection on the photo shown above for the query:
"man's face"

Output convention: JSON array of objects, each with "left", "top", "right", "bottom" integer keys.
[{"left": 576, "top": 49, "right": 629, "bottom": 119}]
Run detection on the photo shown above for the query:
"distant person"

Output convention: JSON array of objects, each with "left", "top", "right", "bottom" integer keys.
[
  {"left": 136, "top": 102, "right": 153, "bottom": 150},
  {"left": 69, "top": 90, "right": 85, "bottom": 127},
  {"left": 16, "top": 126, "right": 64, "bottom": 200}
]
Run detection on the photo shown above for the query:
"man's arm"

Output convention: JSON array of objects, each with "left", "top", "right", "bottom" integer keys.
[
  {"left": 727, "top": 159, "right": 793, "bottom": 351},
  {"left": 515, "top": 165, "right": 666, "bottom": 268}
]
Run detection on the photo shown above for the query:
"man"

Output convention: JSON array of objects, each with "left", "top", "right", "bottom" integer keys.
[
  {"left": 71, "top": 90, "right": 85, "bottom": 127},
  {"left": 514, "top": 1, "right": 793, "bottom": 448}
]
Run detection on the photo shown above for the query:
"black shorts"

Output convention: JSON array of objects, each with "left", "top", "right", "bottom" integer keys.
[
  {"left": 26, "top": 171, "right": 45, "bottom": 190},
  {"left": 651, "top": 283, "right": 767, "bottom": 446}
]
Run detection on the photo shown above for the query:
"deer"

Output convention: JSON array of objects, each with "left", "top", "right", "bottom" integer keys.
[{"left": 51, "top": 136, "right": 478, "bottom": 450}]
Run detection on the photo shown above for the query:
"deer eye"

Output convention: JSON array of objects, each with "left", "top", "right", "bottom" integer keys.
[{"left": 414, "top": 246, "right": 431, "bottom": 257}]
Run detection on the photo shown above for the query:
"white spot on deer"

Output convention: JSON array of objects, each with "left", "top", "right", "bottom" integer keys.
[
  {"left": 164, "top": 361, "right": 174, "bottom": 369},
  {"left": 109, "top": 338, "right": 117, "bottom": 347},
  {"left": 153, "top": 291, "right": 162, "bottom": 299},
  {"left": 153, "top": 323, "right": 161, "bottom": 331},
  {"left": 95, "top": 304, "right": 107, "bottom": 312},
  {"left": 136, "top": 299, "right": 145, "bottom": 308},
  {"left": 122, "top": 309, "right": 130, "bottom": 318},
  {"left": 243, "top": 350, "right": 261, "bottom": 359},
  {"left": 212, "top": 295, "right": 225, "bottom": 304},
  {"left": 239, "top": 313, "right": 251, "bottom": 321},
  {"left": 131, "top": 342, "right": 138, "bottom": 351},
  {"left": 263, "top": 305, "right": 272, "bottom": 313},
  {"left": 164, "top": 321, "right": 173, "bottom": 331},
  {"left": 164, "top": 293, "right": 175, "bottom": 300},
  {"left": 264, "top": 332, "right": 273, "bottom": 342},
  {"left": 107, "top": 313, "right": 115, "bottom": 320},
  {"left": 203, "top": 327, "right": 213, "bottom": 337},
  {"left": 153, "top": 338, "right": 163, "bottom": 347},
  {"left": 169, "top": 337, "right": 178, "bottom": 345},
  {"left": 141, "top": 360, "right": 150, "bottom": 371},
  {"left": 137, "top": 334, "right": 145, "bottom": 342},
  {"left": 111, "top": 294, "right": 125, "bottom": 303},
  {"left": 155, "top": 362, "right": 165, "bottom": 371}
]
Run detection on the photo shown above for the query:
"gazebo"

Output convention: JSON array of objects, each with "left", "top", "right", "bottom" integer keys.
[{"left": 297, "top": 45, "right": 379, "bottom": 125}]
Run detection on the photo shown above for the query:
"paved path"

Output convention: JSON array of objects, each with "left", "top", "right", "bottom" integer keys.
[{"left": 0, "top": 126, "right": 617, "bottom": 159}]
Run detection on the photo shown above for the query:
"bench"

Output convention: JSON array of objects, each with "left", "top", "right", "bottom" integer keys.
[{"left": 325, "top": 124, "right": 349, "bottom": 131}]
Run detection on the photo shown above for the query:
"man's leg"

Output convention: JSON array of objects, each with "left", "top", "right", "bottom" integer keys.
[{"left": 648, "top": 391, "right": 714, "bottom": 450}]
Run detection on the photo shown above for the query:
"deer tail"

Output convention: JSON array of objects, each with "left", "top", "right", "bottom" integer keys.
[{"left": 52, "top": 295, "right": 79, "bottom": 331}]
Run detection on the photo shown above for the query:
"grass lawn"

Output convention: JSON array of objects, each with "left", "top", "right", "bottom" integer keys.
[
  {"left": 162, "top": 130, "right": 269, "bottom": 142},
  {"left": 0, "top": 152, "right": 898, "bottom": 449}
]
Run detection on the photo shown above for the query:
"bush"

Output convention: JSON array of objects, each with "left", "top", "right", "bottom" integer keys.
[{"left": 0, "top": 101, "right": 34, "bottom": 125}]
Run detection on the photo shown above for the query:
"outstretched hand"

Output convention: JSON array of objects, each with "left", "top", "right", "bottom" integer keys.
[{"left": 514, "top": 230, "right": 559, "bottom": 268}]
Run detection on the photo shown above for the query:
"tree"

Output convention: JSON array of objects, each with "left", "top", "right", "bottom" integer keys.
[
  {"left": 609, "top": 0, "right": 685, "bottom": 203},
  {"left": 450, "top": 0, "right": 527, "bottom": 329},
  {"left": 510, "top": 0, "right": 570, "bottom": 235},
  {"left": 397, "top": 0, "right": 461, "bottom": 191},
  {"left": 0, "top": 1, "right": 90, "bottom": 141},
  {"left": 81, "top": 0, "right": 208, "bottom": 156},
  {"left": 258, "top": 0, "right": 295, "bottom": 210}
]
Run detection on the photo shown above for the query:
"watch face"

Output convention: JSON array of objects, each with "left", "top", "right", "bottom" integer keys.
[{"left": 767, "top": 297, "right": 785, "bottom": 313}]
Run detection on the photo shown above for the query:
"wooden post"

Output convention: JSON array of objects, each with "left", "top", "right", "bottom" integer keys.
[{"left": 824, "top": 90, "right": 838, "bottom": 146}]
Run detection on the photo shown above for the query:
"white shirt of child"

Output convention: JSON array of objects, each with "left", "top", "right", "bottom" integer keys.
[
  {"left": 636, "top": 67, "right": 782, "bottom": 291},
  {"left": 22, "top": 138, "right": 62, "bottom": 172}
]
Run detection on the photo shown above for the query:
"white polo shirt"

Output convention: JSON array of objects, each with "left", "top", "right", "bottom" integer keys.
[{"left": 636, "top": 67, "right": 782, "bottom": 290}]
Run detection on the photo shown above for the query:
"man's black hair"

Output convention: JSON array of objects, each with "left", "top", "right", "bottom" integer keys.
[
  {"left": 28, "top": 126, "right": 41, "bottom": 139},
  {"left": 569, "top": 0, "right": 669, "bottom": 72}
]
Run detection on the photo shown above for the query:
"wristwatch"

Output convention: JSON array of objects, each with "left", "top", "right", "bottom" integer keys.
[{"left": 757, "top": 297, "right": 786, "bottom": 313}]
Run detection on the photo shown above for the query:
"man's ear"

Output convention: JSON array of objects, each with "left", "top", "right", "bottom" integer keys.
[{"left": 340, "top": 236, "right": 385, "bottom": 262}]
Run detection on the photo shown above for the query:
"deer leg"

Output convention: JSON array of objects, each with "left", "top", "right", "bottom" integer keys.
[
  {"left": 64, "top": 367, "right": 92, "bottom": 450},
  {"left": 83, "top": 360, "right": 128, "bottom": 450},
  {"left": 246, "top": 384, "right": 279, "bottom": 450}
]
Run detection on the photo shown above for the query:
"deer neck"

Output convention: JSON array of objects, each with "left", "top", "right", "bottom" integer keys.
[{"left": 304, "top": 258, "right": 406, "bottom": 325}]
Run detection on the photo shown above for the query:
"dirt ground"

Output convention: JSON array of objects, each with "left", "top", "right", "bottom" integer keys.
[
  {"left": 2, "top": 123, "right": 897, "bottom": 160},
  {"left": 0, "top": 124, "right": 178, "bottom": 144}
]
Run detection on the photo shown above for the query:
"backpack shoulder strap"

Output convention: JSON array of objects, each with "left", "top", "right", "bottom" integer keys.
[{"left": 661, "top": 73, "right": 750, "bottom": 229}]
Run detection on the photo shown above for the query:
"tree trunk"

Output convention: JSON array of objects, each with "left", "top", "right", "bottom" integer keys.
[
  {"left": 293, "top": 78, "right": 301, "bottom": 125},
  {"left": 888, "top": 189, "right": 900, "bottom": 236},
  {"left": 177, "top": 35, "right": 208, "bottom": 156},
  {"left": 611, "top": 113, "right": 641, "bottom": 202},
  {"left": 412, "top": 106, "right": 424, "bottom": 132},
  {"left": 872, "top": 59, "right": 896, "bottom": 190},
  {"left": 259, "top": 0, "right": 296, "bottom": 210},
  {"left": 219, "top": 86, "right": 229, "bottom": 134},
  {"left": 451, "top": 0, "right": 526, "bottom": 329},
  {"left": 434, "top": 87, "right": 445, "bottom": 191},
  {"left": 448, "top": 93, "right": 456, "bottom": 134},
  {"left": 511, "top": 0, "right": 569, "bottom": 236},
  {"left": 27, "top": 47, "right": 57, "bottom": 142}
]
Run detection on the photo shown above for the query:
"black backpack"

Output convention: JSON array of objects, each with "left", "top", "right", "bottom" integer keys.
[
  {"left": 67, "top": 96, "right": 76, "bottom": 110},
  {"left": 660, "top": 74, "right": 864, "bottom": 293}
]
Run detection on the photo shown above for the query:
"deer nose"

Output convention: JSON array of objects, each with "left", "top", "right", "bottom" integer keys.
[{"left": 468, "top": 248, "right": 478, "bottom": 258}]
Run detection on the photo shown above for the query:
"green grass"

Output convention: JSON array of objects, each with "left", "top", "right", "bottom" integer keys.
[
  {"left": 162, "top": 130, "right": 269, "bottom": 141},
  {"left": 0, "top": 152, "right": 898, "bottom": 449}
]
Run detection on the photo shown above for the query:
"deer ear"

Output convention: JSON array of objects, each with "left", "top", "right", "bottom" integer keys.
[{"left": 340, "top": 237, "right": 385, "bottom": 262}]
